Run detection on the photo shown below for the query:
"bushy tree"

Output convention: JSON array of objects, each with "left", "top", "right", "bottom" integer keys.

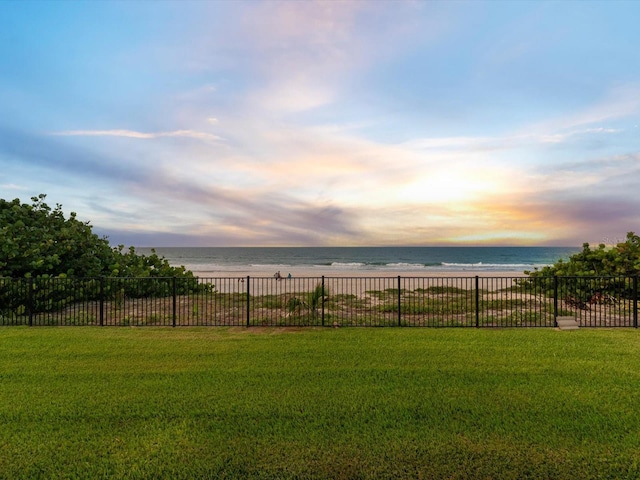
[
  {"left": 525, "top": 232, "right": 640, "bottom": 278},
  {"left": 0, "top": 194, "right": 194, "bottom": 279},
  {"left": 521, "top": 232, "right": 640, "bottom": 305},
  {"left": 1, "top": 195, "right": 110, "bottom": 278},
  {"left": 1, "top": 195, "right": 208, "bottom": 315}
]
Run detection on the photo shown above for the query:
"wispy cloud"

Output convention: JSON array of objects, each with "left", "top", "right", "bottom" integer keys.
[
  {"left": 220, "top": 1, "right": 447, "bottom": 113},
  {"left": 0, "top": 126, "right": 363, "bottom": 245},
  {"left": 521, "top": 83, "right": 640, "bottom": 136},
  {"left": 402, "top": 126, "right": 621, "bottom": 153},
  {"left": 0, "top": 183, "right": 28, "bottom": 191},
  {"left": 49, "top": 129, "right": 221, "bottom": 142}
]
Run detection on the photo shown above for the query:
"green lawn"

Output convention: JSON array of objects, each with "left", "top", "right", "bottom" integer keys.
[{"left": 1, "top": 327, "right": 639, "bottom": 479}]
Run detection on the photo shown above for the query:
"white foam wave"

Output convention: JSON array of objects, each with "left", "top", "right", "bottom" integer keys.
[
  {"left": 329, "top": 262, "right": 367, "bottom": 268},
  {"left": 386, "top": 262, "right": 427, "bottom": 269},
  {"left": 249, "top": 263, "right": 293, "bottom": 268},
  {"left": 440, "top": 262, "right": 544, "bottom": 270}
]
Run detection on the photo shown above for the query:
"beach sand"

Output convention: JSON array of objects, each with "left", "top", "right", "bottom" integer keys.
[
  {"left": 193, "top": 268, "right": 527, "bottom": 296},
  {"left": 192, "top": 265, "right": 527, "bottom": 279}
]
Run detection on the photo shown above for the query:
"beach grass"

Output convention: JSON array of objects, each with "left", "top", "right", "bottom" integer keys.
[{"left": 1, "top": 327, "right": 640, "bottom": 479}]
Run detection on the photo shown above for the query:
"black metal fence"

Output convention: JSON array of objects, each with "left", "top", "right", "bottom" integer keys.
[{"left": 0, "top": 276, "right": 638, "bottom": 327}]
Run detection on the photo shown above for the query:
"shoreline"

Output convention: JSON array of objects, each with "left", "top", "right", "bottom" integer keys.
[
  {"left": 191, "top": 269, "right": 528, "bottom": 295},
  {"left": 190, "top": 268, "right": 529, "bottom": 279}
]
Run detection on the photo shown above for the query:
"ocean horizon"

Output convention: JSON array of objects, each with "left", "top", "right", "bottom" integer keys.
[{"left": 138, "top": 246, "right": 580, "bottom": 276}]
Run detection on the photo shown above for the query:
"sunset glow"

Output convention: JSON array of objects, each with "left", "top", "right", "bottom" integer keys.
[{"left": 1, "top": 1, "right": 639, "bottom": 247}]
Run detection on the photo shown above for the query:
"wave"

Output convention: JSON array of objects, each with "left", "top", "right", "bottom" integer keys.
[
  {"left": 249, "top": 263, "right": 293, "bottom": 268},
  {"left": 440, "top": 262, "right": 545, "bottom": 270},
  {"left": 328, "top": 262, "right": 429, "bottom": 270},
  {"left": 327, "top": 261, "right": 538, "bottom": 271},
  {"left": 328, "top": 262, "right": 367, "bottom": 268},
  {"left": 386, "top": 262, "right": 430, "bottom": 269},
  {"left": 150, "top": 246, "right": 578, "bottom": 275}
]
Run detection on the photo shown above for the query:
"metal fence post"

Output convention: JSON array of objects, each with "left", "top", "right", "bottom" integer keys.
[
  {"left": 475, "top": 276, "right": 479, "bottom": 328},
  {"left": 28, "top": 277, "right": 34, "bottom": 327},
  {"left": 172, "top": 277, "right": 177, "bottom": 327},
  {"left": 246, "top": 276, "right": 250, "bottom": 327},
  {"left": 99, "top": 277, "right": 104, "bottom": 326},
  {"left": 553, "top": 276, "right": 558, "bottom": 327},
  {"left": 322, "top": 276, "right": 325, "bottom": 327},
  {"left": 634, "top": 276, "right": 638, "bottom": 329},
  {"left": 397, "top": 276, "right": 402, "bottom": 326}
]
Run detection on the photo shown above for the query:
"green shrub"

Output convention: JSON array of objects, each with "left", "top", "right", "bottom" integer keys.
[
  {"left": 520, "top": 232, "right": 640, "bottom": 302},
  {"left": 1, "top": 194, "right": 212, "bottom": 314}
]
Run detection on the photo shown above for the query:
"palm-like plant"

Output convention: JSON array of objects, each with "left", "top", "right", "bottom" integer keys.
[{"left": 286, "top": 283, "right": 327, "bottom": 318}]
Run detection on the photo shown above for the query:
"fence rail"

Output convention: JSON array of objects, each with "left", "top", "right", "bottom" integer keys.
[{"left": 1, "top": 276, "right": 638, "bottom": 327}]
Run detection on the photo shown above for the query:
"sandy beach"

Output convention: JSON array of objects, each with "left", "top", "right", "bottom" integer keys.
[
  {"left": 192, "top": 268, "right": 528, "bottom": 296},
  {"left": 191, "top": 266, "right": 528, "bottom": 279}
]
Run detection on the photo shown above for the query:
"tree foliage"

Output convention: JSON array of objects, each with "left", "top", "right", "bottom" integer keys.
[
  {"left": 1, "top": 195, "right": 209, "bottom": 316},
  {"left": 0, "top": 194, "right": 195, "bottom": 279},
  {"left": 525, "top": 232, "right": 640, "bottom": 278},
  {"left": 520, "top": 232, "right": 640, "bottom": 304}
]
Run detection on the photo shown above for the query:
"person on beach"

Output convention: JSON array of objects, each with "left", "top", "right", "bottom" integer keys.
[{"left": 274, "top": 271, "right": 282, "bottom": 280}]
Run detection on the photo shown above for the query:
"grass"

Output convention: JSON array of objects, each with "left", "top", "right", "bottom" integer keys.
[{"left": 1, "top": 327, "right": 640, "bottom": 479}]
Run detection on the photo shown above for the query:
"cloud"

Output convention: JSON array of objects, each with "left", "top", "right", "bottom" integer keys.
[
  {"left": 49, "top": 129, "right": 222, "bottom": 142},
  {"left": 92, "top": 228, "right": 214, "bottom": 247},
  {"left": 398, "top": 84, "right": 638, "bottom": 161},
  {"left": 8, "top": 70, "right": 637, "bottom": 247},
  {"left": 6, "top": 118, "right": 638, "bottom": 247},
  {"left": 463, "top": 153, "right": 640, "bottom": 246},
  {"left": 402, "top": 126, "right": 621, "bottom": 153},
  {"left": 196, "top": 1, "right": 447, "bottom": 113},
  {"left": 0, "top": 125, "right": 364, "bottom": 246},
  {"left": 4, "top": 3, "right": 640, "bottom": 247},
  {"left": 566, "top": 84, "right": 640, "bottom": 128},
  {"left": 0, "top": 126, "right": 138, "bottom": 181},
  {"left": 0, "top": 183, "right": 28, "bottom": 191},
  {"left": 522, "top": 83, "right": 640, "bottom": 136}
]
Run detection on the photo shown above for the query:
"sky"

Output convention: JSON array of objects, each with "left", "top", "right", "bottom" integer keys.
[{"left": 1, "top": 0, "right": 640, "bottom": 247}]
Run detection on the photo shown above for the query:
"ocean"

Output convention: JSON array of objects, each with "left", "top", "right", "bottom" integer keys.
[{"left": 137, "top": 246, "right": 580, "bottom": 276}]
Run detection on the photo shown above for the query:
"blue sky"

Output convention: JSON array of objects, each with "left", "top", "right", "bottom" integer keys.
[{"left": 1, "top": 0, "right": 639, "bottom": 247}]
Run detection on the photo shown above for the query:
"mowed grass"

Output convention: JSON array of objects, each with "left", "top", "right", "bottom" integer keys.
[{"left": 1, "top": 328, "right": 640, "bottom": 479}]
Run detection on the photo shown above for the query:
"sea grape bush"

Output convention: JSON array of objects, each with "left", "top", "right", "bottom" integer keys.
[
  {"left": 0, "top": 194, "right": 199, "bottom": 279},
  {"left": 0, "top": 195, "right": 211, "bottom": 314},
  {"left": 519, "top": 232, "right": 640, "bottom": 302},
  {"left": 1, "top": 195, "right": 113, "bottom": 278},
  {"left": 525, "top": 232, "right": 640, "bottom": 278}
]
